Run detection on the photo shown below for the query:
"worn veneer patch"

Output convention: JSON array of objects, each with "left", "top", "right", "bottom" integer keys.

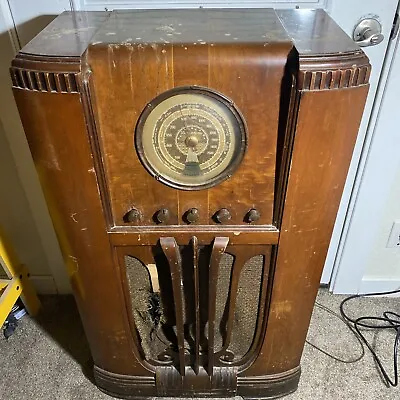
[{"left": 89, "top": 9, "right": 290, "bottom": 45}]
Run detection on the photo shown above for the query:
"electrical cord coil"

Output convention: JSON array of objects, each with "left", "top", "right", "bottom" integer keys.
[
  {"left": 340, "top": 289, "right": 400, "bottom": 387},
  {"left": 306, "top": 289, "right": 400, "bottom": 387},
  {"left": 306, "top": 301, "right": 365, "bottom": 363}
]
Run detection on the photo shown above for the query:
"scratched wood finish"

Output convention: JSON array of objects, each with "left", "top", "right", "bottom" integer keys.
[
  {"left": 85, "top": 42, "right": 291, "bottom": 227},
  {"left": 109, "top": 226, "right": 279, "bottom": 246},
  {"left": 11, "top": 8, "right": 370, "bottom": 400},
  {"left": 11, "top": 89, "right": 147, "bottom": 376},
  {"left": 245, "top": 85, "right": 369, "bottom": 376}
]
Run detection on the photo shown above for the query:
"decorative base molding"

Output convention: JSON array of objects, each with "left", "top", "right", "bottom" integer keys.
[
  {"left": 93, "top": 365, "right": 300, "bottom": 399},
  {"left": 359, "top": 277, "right": 400, "bottom": 295},
  {"left": 94, "top": 366, "right": 155, "bottom": 399},
  {"left": 237, "top": 366, "right": 301, "bottom": 399}
]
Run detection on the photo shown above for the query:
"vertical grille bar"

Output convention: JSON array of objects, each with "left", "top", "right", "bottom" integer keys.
[
  {"left": 35, "top": 72, "right": 46, "bottom": 91},
  {"left": 192, "top": 236, "right": 200, "bottom": 375},
  {"left": 64, "top": 73, "right": 73, "bottom": 92},
  {"left": 160, "top": 237, "right": 186, "bottom": 376},
  {"left": 10, "top": 68, "right": 18, "bottom": 86},
  {"left": 218, "top": 254, "right": 246, "bottom": 357},
  {"left": 54, "top": 74, "right": 63, "bottom": 92},
  {"left": 208, "top": 237, "right": 229, "bottom": 376},
  {"left": 17, "top": 69, "right": 27, "bottom": 88},
  {"left": 26, "top": 71, "right": 36, "bottom": 90}
]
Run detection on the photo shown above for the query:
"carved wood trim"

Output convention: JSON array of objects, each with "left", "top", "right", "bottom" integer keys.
[
  {"left": 118, "top": 241, "right": 272, "bottom": 378},
  {"left": 299, "top": 66, "right": 371, "bottom": 90},
  {"left": 94, "top": 363, "right": 300, "bottom": 399},
  {"left": 192, "top": 236, "right": 201, "bottom": 375},
  {"left": 159, "top": 237, "right": 186, "bottom": 376},
  {"left": 109, "top": 227, "right": 279, "bottom": 246},
  {"left": 298, "top": 53, "right": 371, "bottom": 91},
  {"left": 10, "top": 67, "right": 79, "bottom": 93}
]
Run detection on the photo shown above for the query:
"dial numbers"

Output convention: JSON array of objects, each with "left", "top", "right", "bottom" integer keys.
[{"left": 136, "top": 87, "right": 246, "bottom": 190}]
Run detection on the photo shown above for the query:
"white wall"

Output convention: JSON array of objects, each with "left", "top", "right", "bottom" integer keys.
[
  {"left": 0, "top": 119, "right": 49, "bottom": 275},
  {"left": 332, "top": 33, "right": 400, "bottom": 294},
  {"left": 2, "top": 0, "right": 399, "bottom": 295},
  {"left": 321, "top": 0, "right": 399, "bottom": 285},
  {"left": 0, "top": 2, "right": 69, "bottom": 293}
]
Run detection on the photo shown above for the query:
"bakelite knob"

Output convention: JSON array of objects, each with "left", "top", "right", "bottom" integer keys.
[
  {"left": 124, "top": 208, "right": 141, "bottom": 223},
  {"left": 156, "top": 208, "right": 170, "bottom": 224},
  {"left": 185, "top": 208, "right": 199, "bottom": 224},
  {"left": 215, "top": 208, "right": 232, "bottom": 224},
  {"left": 245, "top": 208, "right": 261, "bottom": 223}
]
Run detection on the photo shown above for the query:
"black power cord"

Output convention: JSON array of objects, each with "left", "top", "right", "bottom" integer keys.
[
  {"left": 306, "top": 302, "right": 365, "bottom": 363},
  {"left": 306, "top": 289, "right": 400, "bottom": 387},
  {"left": 340, "top": 289, "right": 400, "bottom": 387}
]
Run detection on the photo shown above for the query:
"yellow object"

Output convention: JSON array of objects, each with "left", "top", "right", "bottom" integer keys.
[{"left": 0, "top": 227, "right": 40, "bottom": 328}]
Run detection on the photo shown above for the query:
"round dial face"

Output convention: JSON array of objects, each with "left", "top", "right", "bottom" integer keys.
[{"left": 135, "top": 87, "right": 247, "bottom": 190}]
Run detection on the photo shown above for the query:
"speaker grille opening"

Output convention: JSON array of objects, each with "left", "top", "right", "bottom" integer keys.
[
  {"left": 125, "top": 256, "right": 169, "bottom": 360},
  {"left": 123, "top": 242, "right": 269, "bottom": 372},
  {"left": 227, "top": 254, "right": 264, "bottom": 360},
  {"left": 214, "top": 253, "right": 234, "bottom": 352}
]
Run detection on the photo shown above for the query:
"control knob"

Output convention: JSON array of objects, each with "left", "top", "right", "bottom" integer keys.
[
  {"left": 214, "top": 208, "right": 232, "bottom": 224},
  {"left": 156, "top": 208, "right": 170, "bottom": 224},
  {"left": 185, "top": 208, "right": 200, "bottom": 224},
  {"left": 245, "top": 208, "right": 261, "bottom": 223},
  {"left": 124, "top": 208, "right": 141, "bottom": 223}
]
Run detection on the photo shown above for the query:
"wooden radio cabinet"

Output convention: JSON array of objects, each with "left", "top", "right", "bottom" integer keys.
[{"left": 11, "top": 9, "right": 369, "bottom": 399}]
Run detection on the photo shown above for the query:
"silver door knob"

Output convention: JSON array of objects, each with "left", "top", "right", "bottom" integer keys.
[{"left": 353, "top": 18, "right": 384, "bottom": 47}]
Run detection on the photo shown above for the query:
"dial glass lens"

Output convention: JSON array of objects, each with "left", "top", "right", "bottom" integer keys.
[{"left": 135, "top": 87, "right": 247, "bottom": 190}]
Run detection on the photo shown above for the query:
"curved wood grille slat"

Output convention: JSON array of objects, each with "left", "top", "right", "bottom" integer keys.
[{"left": 10, "top": 67, "right": 79, "bottom": 93}]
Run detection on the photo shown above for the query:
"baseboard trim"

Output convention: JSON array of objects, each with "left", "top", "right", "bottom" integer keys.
[
  {"left": 359, "top": 277, "right": 400, "bottom": 296},
  {"left": 30, "top": 275, "right": 57, "bottom": 294}
]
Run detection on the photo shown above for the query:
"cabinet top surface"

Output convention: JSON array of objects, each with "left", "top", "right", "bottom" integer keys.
[{"left": 19, "top": 9, "right": 361, "bottom": 60}]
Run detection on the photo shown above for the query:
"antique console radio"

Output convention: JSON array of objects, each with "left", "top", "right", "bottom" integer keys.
[{"left": 11, "top": 9, "right": 369, "bottom": 399}]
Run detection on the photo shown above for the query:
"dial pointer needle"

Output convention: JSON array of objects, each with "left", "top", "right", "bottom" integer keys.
[
  {"left": 179, "top": 105, "right": 190, "bottom": 136},
  {"left": 185, "top": 148, "right": 199, "bottom": 164},
  {"left": 183, "top": 148, "right": 201, "bottom": 176}
]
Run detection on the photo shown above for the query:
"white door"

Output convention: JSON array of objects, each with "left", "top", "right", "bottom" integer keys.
[
  {"left": 329, "top": 3, "right": 400, "bottom": 294},
  {"left": 1, "top": 0, "right": 398, "bottom": 293},
  {"left": 321, "top": 1, "right": 400, "bottom": 287}
]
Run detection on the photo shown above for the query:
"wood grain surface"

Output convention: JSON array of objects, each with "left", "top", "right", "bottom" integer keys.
[
  {"left": 84, "top": 42, "right": 292, "bottom": 227},
  {"left": 12, "top": 89, "right": 148, "bottom": 376},
  {"left": 246, "top": 85, "right": 369, "bottom": 376},
  {"left": 11, "top": 8, "right": 370, "bottom": 399}
]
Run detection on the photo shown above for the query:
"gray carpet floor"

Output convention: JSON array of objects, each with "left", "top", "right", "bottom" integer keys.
[{"left": 0, "top": 289, "right": 399, "bottom": 399}]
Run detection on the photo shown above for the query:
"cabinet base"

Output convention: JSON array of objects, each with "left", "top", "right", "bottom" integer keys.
[{"left": 94, "top": 365, "right": 301, "bottom": 399}]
